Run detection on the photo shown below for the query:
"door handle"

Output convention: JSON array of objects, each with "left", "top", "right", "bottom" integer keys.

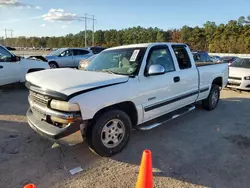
[
  {"left": 173, "top": 76, "right": 180, "bottom": 83},
  {"left": 0, "top": 66, "right": 3, "bottom": 69}
]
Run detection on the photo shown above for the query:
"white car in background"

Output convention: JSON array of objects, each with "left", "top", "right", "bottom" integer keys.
[
  {"left": 44, "top": 48, "right": 93, "bottom": 68},
  {"left": 0, "top": 45, "right": 49, "bottom": 87},
  {"left": 227, "top": 58, "right": 250, "bottom": 90}
]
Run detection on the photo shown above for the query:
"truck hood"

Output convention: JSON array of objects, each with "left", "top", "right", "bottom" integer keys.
[
  {"left": 20, "top": 58, "right": 50, "bottom": 69},
  {"left": 229, "top": 67, "right": 250, "bottom": 77},
  {"left": 26, "top": 68, "right": 129, "bottom": 96}
]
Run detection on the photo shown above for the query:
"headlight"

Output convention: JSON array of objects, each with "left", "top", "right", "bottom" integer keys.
[
  {"left": 244, "top": 76, "right": 250, "bottom": 80},
  {"left": 50, "top": 100, "right": 80, "bottom": 112}
]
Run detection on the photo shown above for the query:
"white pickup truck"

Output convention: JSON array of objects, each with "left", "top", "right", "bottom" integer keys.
[
  {"left": 26, "top": 43, "right": 228, "bottom": 157},
  {"left": 0, "top": 45, "right": 50, "bottom": 86}
]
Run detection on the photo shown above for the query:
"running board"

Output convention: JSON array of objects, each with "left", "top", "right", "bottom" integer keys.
[{"left": 137, "top": 105, "right": 196, "bottom": 131}]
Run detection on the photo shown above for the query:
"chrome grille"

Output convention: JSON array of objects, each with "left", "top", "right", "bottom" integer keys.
[
  {"left": 29, "top": 91, "right": 51, "bottom": 120},
  {"left": 29, "top": 91, "right": 50, "bottom": 107},
  {"left": 31, "top": 106, "right": 46, "bottom": 119},
  {"left": 228, "top": 76, "right": 242, "bottom": 80}
]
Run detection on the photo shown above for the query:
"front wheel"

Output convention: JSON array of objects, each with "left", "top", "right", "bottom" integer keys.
[
  {"left": 202, "top": 84, "right": 220, "bottom": 111},
  {"left": 86, "top": 110, "right": 132, "bottom": 157},
  {"left": 49, "top": 62, "right": 58, "bottom": 69}
]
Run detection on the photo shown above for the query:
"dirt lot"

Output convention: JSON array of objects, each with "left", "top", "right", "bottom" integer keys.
[
  {"left": 10, "top": 50, "right": 50, "bottom": 58},
  {"left": 1, "top": 86, "right": 250, "bottom": 188}
]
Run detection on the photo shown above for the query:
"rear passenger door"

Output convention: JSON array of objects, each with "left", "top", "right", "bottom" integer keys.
[{"left": 171, "top": 45, "right": 199, "bottom": 107}]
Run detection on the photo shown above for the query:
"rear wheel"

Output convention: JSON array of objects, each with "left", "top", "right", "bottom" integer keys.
[
  {"left": 49, "top": 62, "right": 58, "bottom": 69},
  {"left": 202, "top": 84, "right": 220, "bottom": 110},
  {"left": 86, "top": 110, "right": 132, "bottom": 157}
]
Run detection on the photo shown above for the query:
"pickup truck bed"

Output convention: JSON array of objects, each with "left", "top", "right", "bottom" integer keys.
[
  {"left": 195, "top": 62, "right": 226, "bottom": 67},
  {"left": 25, "top": 42, "right": 228, "bottom": 157}
]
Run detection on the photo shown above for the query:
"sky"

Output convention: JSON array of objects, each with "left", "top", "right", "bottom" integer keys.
[{"left": 0, "top": 0, "right": 249, "bottom": 37}]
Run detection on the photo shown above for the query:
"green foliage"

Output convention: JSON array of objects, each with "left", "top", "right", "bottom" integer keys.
[{"left": 1, "top": 16, "right": 250, "bottom": 53}]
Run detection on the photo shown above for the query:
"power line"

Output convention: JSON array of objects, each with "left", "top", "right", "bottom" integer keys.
[
  {"left": 3, "top": 29, "right": 14, "bottom": 46},
  {"left": 79, "top": 14, "right": 96, "bottom": 47}
]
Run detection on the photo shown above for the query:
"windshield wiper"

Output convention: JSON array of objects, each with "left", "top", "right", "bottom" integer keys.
[{"left": 101, "top": 69, "right": 116, "bottom": 74}]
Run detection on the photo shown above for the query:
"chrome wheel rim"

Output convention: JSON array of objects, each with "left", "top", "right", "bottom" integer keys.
[
  {"left": 101, "top": 119, "right": 125, "bottom": 148},
  {"left": 211, "top": 90, "right": 219, "bottom": 107}
]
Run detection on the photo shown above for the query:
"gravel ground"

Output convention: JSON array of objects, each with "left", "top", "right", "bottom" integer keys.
[
  {"left": 0, "top": 86, "right": 250, "bottom": 188},
  {"left": 11, "top": 50, "right": 49, "bottom": 57}
]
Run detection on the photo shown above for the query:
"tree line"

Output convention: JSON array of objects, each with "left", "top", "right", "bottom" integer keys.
[{"left": 1, "top": 16, "right": 250, "bottom": 53}]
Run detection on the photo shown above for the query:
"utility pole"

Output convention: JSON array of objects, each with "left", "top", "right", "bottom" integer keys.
[
  {"left": 81, "top": 14, "right": 96, "bottom": 47},
  {"left": 85, "top": 13, "right": 87, "bottom": 47},
  {"left": 92, "top": 15, "right": 95, "bottom": 46},
  {"left": 4, "top": 29, "right": 7, "bottom": 46},
  {"left": 4, "top": 29, "right": 7, "bottom": 39}
]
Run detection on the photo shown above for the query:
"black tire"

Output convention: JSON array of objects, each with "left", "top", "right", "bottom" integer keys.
[
  {"left": 49, "top": 62, "right": 58, "bottom": 68},
  {"left": 202, "top": 84, "right": 220, "bottom": 111},
  {"left": 86, "top": 110, "right": 132, "bottom": 157}
]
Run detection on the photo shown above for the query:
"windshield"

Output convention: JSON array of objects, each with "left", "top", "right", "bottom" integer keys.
[
  {"left": 86, "top": 47, "right": 146, "bottom": 76},
  {"left": 48, "top": 48, "right": 67, "bottom": 56},
  {"left": 231, "top": 58, "right": 250, "bottom": 68}
]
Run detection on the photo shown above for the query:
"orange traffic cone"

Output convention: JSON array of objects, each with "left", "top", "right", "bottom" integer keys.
[
  {"left": 136, "top": 150, "right": 153, "bottom": 188},
  {"left": 24, "top": 184, "right": 36, "bottom": 188}
]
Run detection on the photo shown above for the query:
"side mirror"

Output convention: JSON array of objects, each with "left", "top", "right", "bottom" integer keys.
[
  {"left": 12, "top": 56, "right": 21, "bottom": 62},
  {"left": 147, "top": 64, "right": 165, "bottom": 76}
]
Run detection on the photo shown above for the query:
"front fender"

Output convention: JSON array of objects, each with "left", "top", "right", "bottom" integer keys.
[{"left": 68, "top": 78, "right": 144, "bottom": 124}]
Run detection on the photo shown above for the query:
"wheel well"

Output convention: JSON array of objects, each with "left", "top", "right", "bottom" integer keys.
[
  {"left": 212, "top": 77, "right": 222, "bottom": 87},
  {"left": 93, "top": 101, "right": 138, "bottom": 127},
  {"left": 27, "top": 68, "right": 44, "bottom": 73}
]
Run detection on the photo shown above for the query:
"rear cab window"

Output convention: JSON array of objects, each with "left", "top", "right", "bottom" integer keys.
[{"left": 172, "top": 45, "right": 192, "bottom": 70}]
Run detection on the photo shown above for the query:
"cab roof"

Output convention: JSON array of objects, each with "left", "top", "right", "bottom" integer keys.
[{"left": 107, "top": 42, "right": 186, "bottom": 50}]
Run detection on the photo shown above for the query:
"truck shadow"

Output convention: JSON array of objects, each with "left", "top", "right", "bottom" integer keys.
[
  {"left": 0, "top": 83, "right": 27, "bottom": 92},
  {"left": 110, "top": 97, "right": 250, "bottom": 188}
]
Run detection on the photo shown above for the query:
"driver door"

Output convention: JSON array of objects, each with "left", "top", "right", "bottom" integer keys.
[
  {"left": 0, "top": 46, "right": 21, "bottom": 86},
  {"left": 57, "top": 49, "right": 74, "bottom": 67}
]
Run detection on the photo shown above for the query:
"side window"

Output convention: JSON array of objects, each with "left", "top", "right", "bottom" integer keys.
[
  {"left": 60, "top": 50, "right": 72, "bottom": 57},
  {"left": 193, "top": 54, "right": 200, "bottom": 62},
  {"left": 206, "top": 55, "right": 212, "bottom": 62},
  {"left": 0, "top": 47, "right": 13, "bottom": 62},
  {"left": 92, "top": 47, "right": 105, "bottom": 54},
  {"left": 79, "top": 50, "right": 89, "bottom": 55},
  {"left": 172, "top": 45, "right": 191, "bottom": 69},
  {"left": 73, "top": 50, "right": 89, "bottom": 56},
  {"left": 146, "top": 47, "right": 175, "bottom": 73},
  {"left": 200, "top": 54, "right": 206, "bottom": 62}
]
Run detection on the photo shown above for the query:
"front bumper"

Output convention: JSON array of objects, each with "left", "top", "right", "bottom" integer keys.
[
  {"left": 27, "top": 108, "right": 84, "bottom": 145},
  {"left": 227, "top": 79, "right": 250, "bottom": 91}
]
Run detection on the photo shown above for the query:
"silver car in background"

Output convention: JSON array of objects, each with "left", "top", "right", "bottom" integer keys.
[
  {"left": 78, "top": 54, "right": 98, "bottom": 70},
  {"left": 45, "top": 48, "right": 93, "bottom": 68},
  {"left": 227, "top": 58, "right": 250, "bottom": 90}
]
